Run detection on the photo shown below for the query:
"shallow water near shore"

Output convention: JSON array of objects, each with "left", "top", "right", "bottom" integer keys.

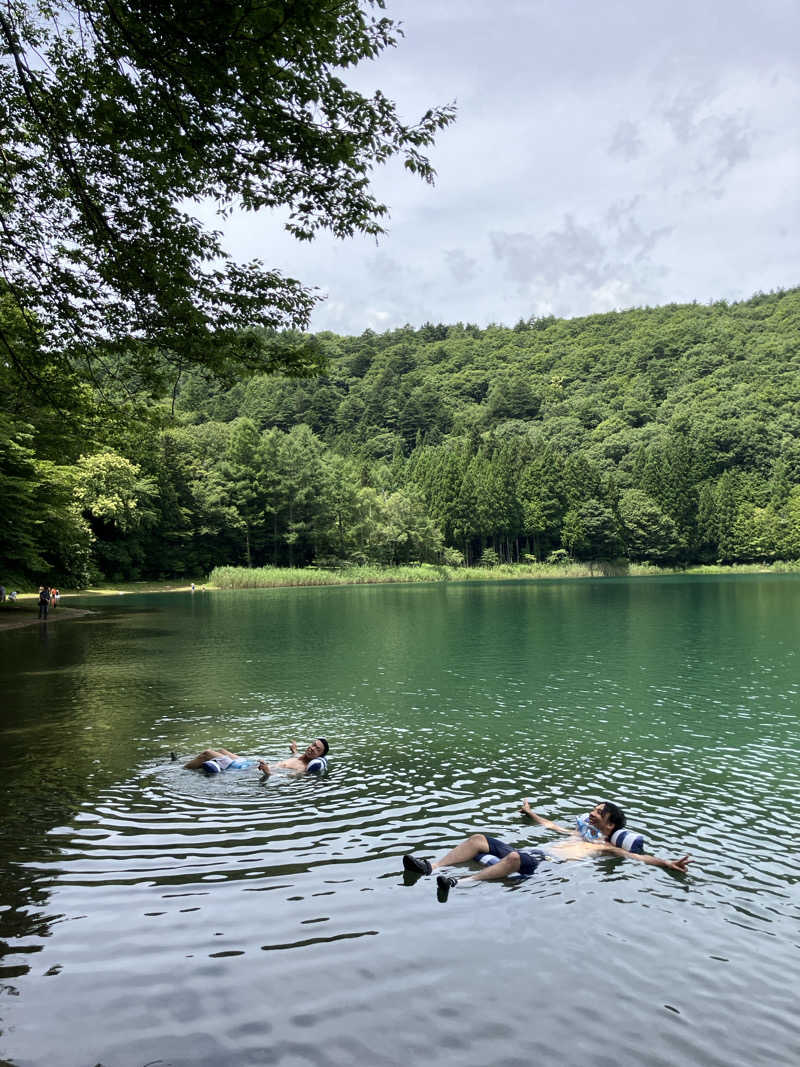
[{"left": 1, "top": 574, "right": 799, "bottom": 1066}]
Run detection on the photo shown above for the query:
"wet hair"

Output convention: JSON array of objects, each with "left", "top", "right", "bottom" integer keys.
[
  {"left": 601, "top": 801, "right": 626, "bottom": 832},
  {"left": 317, "top": 737, "right": 329, "bottom": 756}
]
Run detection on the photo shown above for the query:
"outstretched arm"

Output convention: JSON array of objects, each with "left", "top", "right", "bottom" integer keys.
[
  {"left": 519, "top": 799, "right": 573, "bottom": 835},
  {"left": 289, "top": 740, "right": 298, "bottom": 754},
  {"left": 594, "top": 842, "right": 693, "bottom": 872}
]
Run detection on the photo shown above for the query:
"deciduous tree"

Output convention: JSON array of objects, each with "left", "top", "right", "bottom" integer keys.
[{"left": 0, "top": 1, "right": 455, "bottom": 391}]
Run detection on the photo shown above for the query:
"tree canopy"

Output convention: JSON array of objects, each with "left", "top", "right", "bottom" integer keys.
[
  {"left": 0, "top": 1, "right": 455, "bottom": 392},
  {"left": 4, "top": 286, "right": 800, "bottom": 586}
]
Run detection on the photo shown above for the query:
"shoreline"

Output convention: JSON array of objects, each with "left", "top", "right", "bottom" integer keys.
[
  {"left": 0, "top": 606, "right": 94, "bottom": 632},
  {"left": 2, "top": 562, "right": 796, "bottom": 627}
]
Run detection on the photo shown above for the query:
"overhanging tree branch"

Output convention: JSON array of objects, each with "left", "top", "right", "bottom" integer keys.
[{"left": 0, "top": 0, "right": 455, "bottom": 391}]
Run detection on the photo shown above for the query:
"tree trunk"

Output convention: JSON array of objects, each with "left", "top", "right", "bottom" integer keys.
[{"left": 287, "top": 503, "right": 293, "bottom": 566}]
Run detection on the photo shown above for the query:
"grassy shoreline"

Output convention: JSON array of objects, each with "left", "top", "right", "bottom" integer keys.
[
  {"left": 3, "top": 560, "right": 797, "bottom": 602},
  {"left": 207, "top": 559, "right": 800, "bottom": 590}
]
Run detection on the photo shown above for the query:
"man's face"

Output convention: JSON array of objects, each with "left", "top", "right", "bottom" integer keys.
[
  {"left": 588, "top": 803, "right": 613, "bottom": 836},
  {"left": 304, "top": 739, "right": 325, "bottom": 760}
]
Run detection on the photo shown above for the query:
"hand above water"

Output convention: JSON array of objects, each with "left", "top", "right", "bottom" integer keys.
[
  {"left": 257, "top": 760, "right": 271, "bottom": 776},
  {"left": 519, "top": 799, "right": 570, "bottom": 835},
  {"left": 663, "top": 854, "right": 693, "bottom": 873}
]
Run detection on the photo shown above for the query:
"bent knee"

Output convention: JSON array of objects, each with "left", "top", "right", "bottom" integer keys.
[
  {"left": 505, "top": 850, "right": 521, "bottom": 871},
  {"left": 469, "top": 833, "right": 488, "bottom": 849}
]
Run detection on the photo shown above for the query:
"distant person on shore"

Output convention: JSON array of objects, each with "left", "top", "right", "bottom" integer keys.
[
  {"left": 8, "top": 590, "right": 16, "bottom": 602},
  {"left": 403, "top": 799, "right": 692, "bottom": 896},
  {"left": 257, "top": 737, "right": 329, "bottom": 777},
  {"left": 38, "top": 585, "right": 50, "bottom": 619}
]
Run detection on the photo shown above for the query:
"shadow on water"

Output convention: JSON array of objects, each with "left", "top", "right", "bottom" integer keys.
[{"left": 0, "top": 606, "right": 190, "bottom": 975}]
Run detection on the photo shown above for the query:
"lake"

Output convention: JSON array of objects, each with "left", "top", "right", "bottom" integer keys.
[{"left": 1, "top": 575, "right": 798, "bottom": 1067}]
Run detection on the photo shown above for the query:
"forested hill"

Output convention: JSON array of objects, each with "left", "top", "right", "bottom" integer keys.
[
  {"left": 179, "top": 288, "right": 800, "bottom": 471},
  {"left": 5, "top": 288, "right": 800, "bottom": 584}
]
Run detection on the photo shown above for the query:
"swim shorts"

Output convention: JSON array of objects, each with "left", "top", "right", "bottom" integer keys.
[
  {"left": 482, "top": 835, "right": 546, "bottom": 878},
  {"left": 202, "top": 755, "right": 234, "bottom": 773}
]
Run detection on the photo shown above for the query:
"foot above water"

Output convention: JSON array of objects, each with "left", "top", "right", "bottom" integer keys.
[
  {"left": 436, "top": 873, "right": 457, "bottom": 901},
  {"left": 403, "top": 854, "right": 432, "bottom": 876}
]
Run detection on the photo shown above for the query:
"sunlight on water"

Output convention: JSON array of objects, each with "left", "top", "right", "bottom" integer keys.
[{"left": 1, "top": 576, "right": 799, "bottom": 1066}]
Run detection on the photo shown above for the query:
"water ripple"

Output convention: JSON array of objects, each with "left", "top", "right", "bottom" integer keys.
[{"left": 2, "top": 578, "right": 800, "bottom": 1066}]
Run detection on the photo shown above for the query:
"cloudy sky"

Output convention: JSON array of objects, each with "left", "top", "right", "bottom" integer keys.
[{"left": 221, "top": 0, "right": 799, "bottom": 335}]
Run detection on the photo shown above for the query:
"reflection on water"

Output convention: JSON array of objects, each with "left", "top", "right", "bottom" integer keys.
[{"left": 1, "top": 576, "right": 799, "bottom": 1066}]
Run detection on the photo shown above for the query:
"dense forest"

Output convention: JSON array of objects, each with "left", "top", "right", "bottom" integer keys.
[{"left": 3, "top": 287, "right": 799, "bottom": 586}]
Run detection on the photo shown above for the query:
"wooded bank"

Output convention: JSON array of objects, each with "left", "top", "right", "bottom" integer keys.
[{"left": 3, "top": 287, "right": 799, "bottom": 586}]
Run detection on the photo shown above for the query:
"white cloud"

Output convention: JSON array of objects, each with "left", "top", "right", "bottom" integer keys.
[
  {"left": 444, "top": 248, "right": 478, "bottom": 285},
  {"left": 608, "top": 121, "right": 646, "bottom": 162},
  {"left": 210, "top": 0, "right": 800, "bottom": 334}
]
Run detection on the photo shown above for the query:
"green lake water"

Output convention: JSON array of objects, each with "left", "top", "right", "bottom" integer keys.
[{"left": 1, "top": 575, "right": 798, "bottom": 1066}]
